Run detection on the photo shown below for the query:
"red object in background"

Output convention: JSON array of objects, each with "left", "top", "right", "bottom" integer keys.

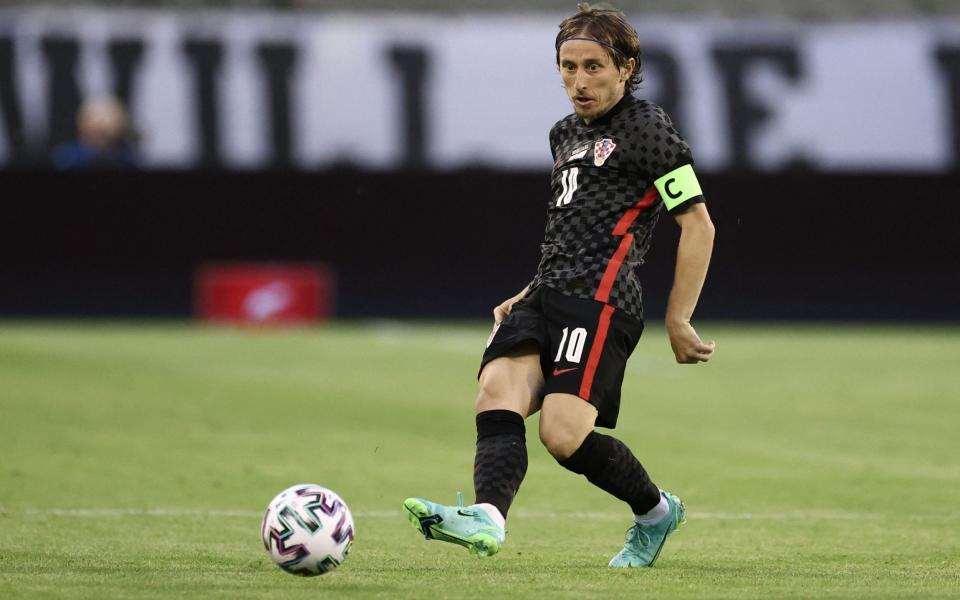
[{"left": 195, "top": 263, "right": 334, "bottom": 324}]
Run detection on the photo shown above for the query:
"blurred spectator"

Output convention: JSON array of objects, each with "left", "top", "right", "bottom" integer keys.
[{"left": 51, "top": 97, "right": 138, "bottom": 170}]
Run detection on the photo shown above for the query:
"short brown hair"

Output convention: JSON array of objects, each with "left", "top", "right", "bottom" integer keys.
[{"left": 555, "top": 3, "right": 642, "bottom": 93}]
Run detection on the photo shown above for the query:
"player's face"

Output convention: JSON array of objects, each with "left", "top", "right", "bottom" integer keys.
[{"left": 558, "top": 39, "right": 633, "bottom": 123}]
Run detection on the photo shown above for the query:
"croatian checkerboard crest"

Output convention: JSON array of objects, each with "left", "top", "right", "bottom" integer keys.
[{"left": 593, "top": 138, "right": 616, "bottom": 166}]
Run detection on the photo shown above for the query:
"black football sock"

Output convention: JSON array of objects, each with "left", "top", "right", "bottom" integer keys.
[
  {"left": 558, "top": 431, "right": 661, "bottom": 516},
  {"left": 473, "top": 409, "right": 528, "bottom": 519}
]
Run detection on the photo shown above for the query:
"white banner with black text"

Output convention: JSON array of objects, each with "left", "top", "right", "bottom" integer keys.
[{"left": 1, "top": 8, "right": 958, "bottom": 171}]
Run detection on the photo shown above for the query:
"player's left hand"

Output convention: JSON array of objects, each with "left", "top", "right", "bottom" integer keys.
[{"left": 666, "top": 321, "right": 716, "bottom": 364}]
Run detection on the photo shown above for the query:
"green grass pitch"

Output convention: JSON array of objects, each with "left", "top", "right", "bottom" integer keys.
[{"left": 1, "top": 321, "right": 958, "bottom": 599}]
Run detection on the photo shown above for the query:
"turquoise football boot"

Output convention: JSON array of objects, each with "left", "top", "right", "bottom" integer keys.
[
  {"left": 608, "top": 491, "right": 686, "bottom": 568},
  {"left": 403, "top": 492, "right": 505, "bottom": 557}
]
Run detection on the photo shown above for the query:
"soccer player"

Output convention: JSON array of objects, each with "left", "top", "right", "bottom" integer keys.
[{"left": 404, "top": 3, "right": 715, "bottom": 568}]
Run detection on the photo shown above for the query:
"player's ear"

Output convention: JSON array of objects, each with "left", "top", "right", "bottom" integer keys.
[{"left": 619, "top": 58, "right": 636, "bottom": 82}]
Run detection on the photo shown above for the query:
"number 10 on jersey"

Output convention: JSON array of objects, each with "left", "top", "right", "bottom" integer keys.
[{"left": 557, "top": 168, "right": 580, "bottom": 206}]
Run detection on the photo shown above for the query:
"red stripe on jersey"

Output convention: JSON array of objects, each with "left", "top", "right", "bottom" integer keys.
[
  {"left": 595, "top": 233, "right": 633, "bottom": 303},
  {"left": 595, "top": 187, "right": 659, "bottom": 303},
  {"left": 613, "top": 188, "right": 658, "bottom": 235},
  {"left": 579, "top": 304, "right": 616, "bottom": 400}
]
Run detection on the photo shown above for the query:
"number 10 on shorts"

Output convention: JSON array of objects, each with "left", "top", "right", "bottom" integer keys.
[{"left": 554, "top": 327, "right": 588, "bottom": 363}]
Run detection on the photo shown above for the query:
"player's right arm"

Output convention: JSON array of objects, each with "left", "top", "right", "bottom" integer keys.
[
  {"left": 493, "top": 285, "right": 530, "bottom": 324},
  {"left": 490, "top": 124, "right": 559, "bottom": 325}
]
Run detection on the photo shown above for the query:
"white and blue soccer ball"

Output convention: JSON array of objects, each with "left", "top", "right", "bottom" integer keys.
[{"left": 261, "top": 483, "right": 355, "bottom": 576}]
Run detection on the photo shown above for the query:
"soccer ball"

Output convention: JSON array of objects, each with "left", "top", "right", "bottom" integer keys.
[{"left": 261, "top": 483, "right": 355, "bottom": 576}]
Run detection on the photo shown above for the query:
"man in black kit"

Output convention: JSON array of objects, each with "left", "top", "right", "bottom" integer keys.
[{"left": 404, "top": 3, "right": 716, "bottom": 568}]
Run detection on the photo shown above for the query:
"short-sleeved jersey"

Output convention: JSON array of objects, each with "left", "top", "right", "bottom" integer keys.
[{"left": 528, "top": 94, "right": 705, "bottom": 321}]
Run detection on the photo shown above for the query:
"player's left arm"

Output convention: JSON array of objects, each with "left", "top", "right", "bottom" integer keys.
[
  {"left": 665, "top": 201, "right": 716, "bottom": 364},
  {"left": 637, "top": 105, "right": 716, "bottom": 363}
]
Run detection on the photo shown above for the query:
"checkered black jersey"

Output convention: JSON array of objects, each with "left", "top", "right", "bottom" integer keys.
[{"left": 528, "top": 94, "right": 705, "bottom": 321}]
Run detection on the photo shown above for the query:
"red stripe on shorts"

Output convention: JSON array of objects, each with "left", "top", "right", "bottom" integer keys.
[
  {"left": 579, "top": 304, "right": 615, "bottom": 400},
  {"left": 595, "top": 188, "right": 658, "bottom": 303}
]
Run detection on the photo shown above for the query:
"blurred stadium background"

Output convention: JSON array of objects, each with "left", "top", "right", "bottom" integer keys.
[{"left": 1, "top": 0, "right": 958, "bottom": 322}]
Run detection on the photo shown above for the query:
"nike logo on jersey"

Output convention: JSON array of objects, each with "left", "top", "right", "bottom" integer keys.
[
  {"left": 552, "top": 367, "right": 579, "bottom": 376},
  {"left": 554, "top": 144, "right": 590, "bottom": 169}
]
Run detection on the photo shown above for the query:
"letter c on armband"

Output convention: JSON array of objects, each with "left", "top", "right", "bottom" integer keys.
[{"left": 654, "top": 164, "right": 703, "bottom": 211}]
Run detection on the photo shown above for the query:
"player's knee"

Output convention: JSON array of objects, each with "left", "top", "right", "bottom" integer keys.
[
  {"left": 476, "top": 367, "right": 519, "bottom": 413},
  {"left": 539, "top": 394, "right": 596, "bottom": 460},
  {"left": 538, "top": 423, "right": 585, "bottom": 461}
]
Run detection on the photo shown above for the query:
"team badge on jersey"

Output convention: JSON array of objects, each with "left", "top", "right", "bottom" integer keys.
[{"left": 594, "top": 138, "right": 617, "bottom": 167}]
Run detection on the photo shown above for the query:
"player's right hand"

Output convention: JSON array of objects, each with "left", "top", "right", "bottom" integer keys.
[
  {"left": 493, "top": 286, "right": 531, "bottom": 324},
  {"left": 493, "top": 299, "right": 515, "bottom": 325}
]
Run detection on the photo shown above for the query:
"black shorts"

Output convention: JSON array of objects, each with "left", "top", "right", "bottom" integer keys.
[{"left": 479, "top": 285, "right": 643, "bottom": 429}]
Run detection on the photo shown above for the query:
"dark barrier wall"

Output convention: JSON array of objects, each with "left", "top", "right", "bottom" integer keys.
[{"left": 1, "top": 171, "right": 957, "bottom": 320}]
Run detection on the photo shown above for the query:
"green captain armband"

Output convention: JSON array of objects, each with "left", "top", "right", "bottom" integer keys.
[{"left": 654, "top": 164, "right": 703, "bottom": 212}]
